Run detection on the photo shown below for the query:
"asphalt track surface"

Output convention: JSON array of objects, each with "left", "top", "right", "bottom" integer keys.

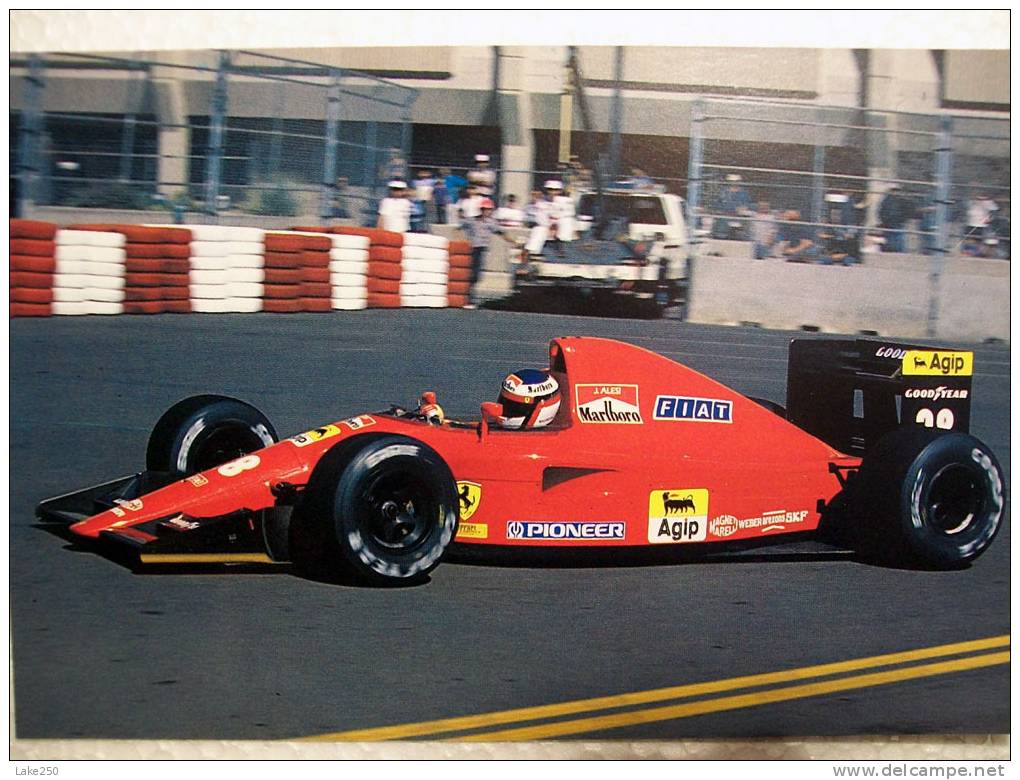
[{"left": 10, "top": 310, "right": 1010, "bottom": 742}]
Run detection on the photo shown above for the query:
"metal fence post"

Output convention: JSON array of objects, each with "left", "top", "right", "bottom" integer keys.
[
  {"left": 16, "top": 54, "right": 46, "bottom": 218},
  {"left": 204, "top": 50, "right": 230, "bottom": 216},
  {"left": 321, "top": 68, "right": 341, "bottom": 220},
  {"left": 607, "top": 46, "right": 624, "bottom": 181},
  {"left": 686, "top": 99, "right": 705, "bottom": 259},
  {"left": 928, "top": 115, "right": 953, "bottom": 339},
  {"left": 811, "top": 121, "right": 826, "bottom": 242}
]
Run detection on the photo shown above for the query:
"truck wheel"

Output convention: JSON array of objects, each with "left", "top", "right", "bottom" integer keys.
[
  {"left": 146, "top": 394, "right": 278, "bottom": 478},
  {"left": 294, "top": 435, "right": 459, "bottom": 585},
  {"left": 851, "top": 427, "right": 1005, "bottom": 569}
]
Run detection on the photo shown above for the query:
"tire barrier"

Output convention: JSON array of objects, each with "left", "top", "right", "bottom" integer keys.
[
  {"left": 52, "top": 229, "right": 126, "bottom": 315},
  {"left": 401, "top": 232, "right": 450, "bottom": 309},
  {"left": 327, "top": 233, "right": 370, "bottom": 311},
  {"left": 70, "top": 224, "right": 192, "bottom": 315},
  {"left": 12, "top": 220, "right": 476, "bottom": 317},
  {"left": 448, "top": 240, "right": 473, "bottom": 309},
  {"left": 10, "top": 220, "right": 58, "bottom": 316},
  {"left": 163, "top": 224, "right": 266, "bottom": 314}
]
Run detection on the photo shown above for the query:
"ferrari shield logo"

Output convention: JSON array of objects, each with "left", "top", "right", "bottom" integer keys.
[{"left": 457, "top": 481, "right": 482, "bottom": 521}]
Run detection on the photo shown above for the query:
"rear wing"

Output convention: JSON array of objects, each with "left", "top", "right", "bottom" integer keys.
[{"left": 786, "top": 339, "right": 973, "bottom": 456}]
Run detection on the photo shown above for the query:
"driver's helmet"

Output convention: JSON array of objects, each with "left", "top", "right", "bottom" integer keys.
[{"left": 497, "top": 369, "right": 561, "bottom": 429}]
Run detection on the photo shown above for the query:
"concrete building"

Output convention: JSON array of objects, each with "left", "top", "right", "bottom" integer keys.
[{"left": 10, "top": 46, "right": 1009, "bottom": 214}]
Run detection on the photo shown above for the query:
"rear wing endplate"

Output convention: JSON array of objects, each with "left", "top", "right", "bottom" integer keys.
[{"left": 786, "top": 339, "right": 973, "bottom": 456}]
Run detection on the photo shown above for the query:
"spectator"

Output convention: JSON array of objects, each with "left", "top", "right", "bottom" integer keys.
[
  {"left": 712, "top": 174, "right": 753, "bottom": 240},
  {"left": 523, "top": 185, "right": 555, "bottom": 260},
  {"left": 550, "top": 181, "right": 576, "bottom": 246},
  {"left": 457, "top": 183, "right": 483, "bottom": 221},
  {"left": 774, "top": 210, "right": 817, "bottom": 262},
  {"left": 819, "top": 193, "right": 858, "bottom": 266},
  {"left": 965, "top": 191, "right": 999, "bottom": 243},
  {"left": 443, "top": 167, "right": 468, "bottom": 223},
  {"left": 524, "top": 189, "right": 544, "bottom": 228},
  {"left": 432, "top": 174, "right": 449, "bottom": 225},
  {"left": 495, "top": 194, "right": 525, "bottom": 227},
  {"left": 467, "top": 154, "right": 497, "bottom": 197},
  {"left": 377, "top": 180, "right": 411, "bottom": 234},
  {"left": 750, "top": 201, "right": 776, "bottom": 259},
  {"left": 331, "top": 175, "right": 350, "bottom": 219},
  {"left": 412, "top": 169, "right": 437, "bottom": 228},
  {"left": 460, "top": 197, "right": 518, "bottom": 307},
  {"left": 630, "top": 167, "right": 654, "bottom": 190},
  {"left": 380, "top": 148, "right": 406, "bottom": 183},
  {"left": 878, "top": 184, "right": 912, "bottom": 253}
]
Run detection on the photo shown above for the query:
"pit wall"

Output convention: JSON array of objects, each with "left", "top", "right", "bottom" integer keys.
[
  {"left": 10, "top": 220, "right": 471, "bottom": 317},
  {"left": 688, "top": 242, "right": 1009, "bottom": 343}
]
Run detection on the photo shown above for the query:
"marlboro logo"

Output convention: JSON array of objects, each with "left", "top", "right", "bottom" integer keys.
[{"left": 574, "top": 384, "right": 643, "bottom": 424}]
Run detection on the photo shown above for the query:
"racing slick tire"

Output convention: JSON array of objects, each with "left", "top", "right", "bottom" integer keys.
[
  {"left": 850, "top": 427, "right": 1006, "bottom": 569},
  {"left": 146, "top": 395, "right": 278, "bottom": 478},
  {"left": 293, "top": 435, "right": 459, "bottom": 585}
]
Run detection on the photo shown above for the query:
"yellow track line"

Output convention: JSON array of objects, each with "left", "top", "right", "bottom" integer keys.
[
  {"left": 456, "top": 651, "right": 1010, "bottom": 742},
  {"left": 304, "top": 634, "right": 1009, "bottom": 742}
]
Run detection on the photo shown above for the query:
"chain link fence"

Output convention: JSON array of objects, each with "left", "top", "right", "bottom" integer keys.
[
  {"left": 687, "top": 97, "right": 1009, "bottom": 261},
  {"left": 10, "top": 51, "right": 416, "bottom": 225}
]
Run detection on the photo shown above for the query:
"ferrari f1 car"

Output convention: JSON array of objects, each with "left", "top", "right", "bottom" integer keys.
[{"left": 38, "top": 337, "right": 1006, "bottom": 584}]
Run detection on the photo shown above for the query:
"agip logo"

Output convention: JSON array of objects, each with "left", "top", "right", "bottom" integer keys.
[
  {"left": 647, "top": 489, "right": 709, "bottom": 544},
  {"left": 574, "top": 384, "right": 643, "bottom": 424},
  {"left": 902, "top": 350, "right": 973, "bottom": 377}
]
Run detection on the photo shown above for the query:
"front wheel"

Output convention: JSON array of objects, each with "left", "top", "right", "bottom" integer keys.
[
  {"left": 851, "top": 428, "right": 1006, "bottom": 569},
  {"left": 146, "top": 394, "right": 278, "bottom": 478},
  {"left": 294, "top": 435, "right": 459, "bottom": 585}
]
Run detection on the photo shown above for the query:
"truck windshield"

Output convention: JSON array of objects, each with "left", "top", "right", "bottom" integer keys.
[{"left": 577, "top": 194, "right": 668, "bottom": 225}]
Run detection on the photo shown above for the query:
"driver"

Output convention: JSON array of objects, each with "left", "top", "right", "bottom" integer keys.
[
  {"left": 412, "top": 369, "right": 561, "bottom": 429},
  {"left": 495, "top": 369, "right": 561, "bottom": 429}
]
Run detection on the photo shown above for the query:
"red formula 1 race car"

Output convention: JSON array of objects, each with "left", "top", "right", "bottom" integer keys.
[{"left": 38, "top": 337, "right": 1006, "bottom": 585}]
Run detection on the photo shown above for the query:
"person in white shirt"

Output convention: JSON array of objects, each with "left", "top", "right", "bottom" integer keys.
[
  {"left": 494, "top": 194, "right": 525, "bottom": 227},
  {"left": 551, "top": 184, "right": 575, "bottom": 243},
  {"left": 458, "top": 184, "right": 484, "bottom": 221},
  {"left": 377, "top": 181, "right": 411, "bottom": 233},
  {"left": 467, "top": 153, "right": 497, "bottom": 197}
]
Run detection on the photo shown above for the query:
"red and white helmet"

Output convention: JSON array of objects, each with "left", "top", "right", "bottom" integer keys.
[{"left": 497, "top": 369, "right": 561, "bottom": 429}]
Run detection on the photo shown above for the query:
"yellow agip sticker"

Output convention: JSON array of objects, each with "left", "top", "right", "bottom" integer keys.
[
  {"left": 648, "top": 489, "right": 709, "bottom": 544},
  {"left": 902, "top": 350, "right": 973, "bottom": 377}
]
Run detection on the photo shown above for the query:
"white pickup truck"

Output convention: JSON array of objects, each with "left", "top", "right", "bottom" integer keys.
[{"left": 513, "top": 187, "right": 689, "bottom": 314}]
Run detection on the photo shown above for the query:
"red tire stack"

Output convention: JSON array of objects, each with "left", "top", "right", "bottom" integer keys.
[
  {"left": 447, "top": 240, "right": 473, "bottom": 308},
  {"left": 262, "top": 233, "right": 305, "bottom": 313},
  {"left": 71, "top": 224, "right": 192, "bottom": 314},
  {"left": 296, "top": 233, "right": 334, "bottom": 313},
  {"left": 10, "top": 219, "right": 57, "bottom": 317},
  {"left": 332, "top": 227, "right": 404, "bottom": 309}
]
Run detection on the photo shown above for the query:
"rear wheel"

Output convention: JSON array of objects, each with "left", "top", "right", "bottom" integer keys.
[
  {"left": 851, "top": 427, "right": 1006, "bottom": 569},
  {"left": 146, "top": 395, "right": 278, "bottom": 478},
  {"left": 293, "top": 435, "right": 459, "bottom": 585}
]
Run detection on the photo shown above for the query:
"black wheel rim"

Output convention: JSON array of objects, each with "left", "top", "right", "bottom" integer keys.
[
  {"left": 356, "top": 468, "right": 436, "bottom": 552},
  {"left": 925, "top": 463, "right": 985, "bottom": 536},
  {"left": 190, "top": 426, "right": 268, "bottom": 473}
]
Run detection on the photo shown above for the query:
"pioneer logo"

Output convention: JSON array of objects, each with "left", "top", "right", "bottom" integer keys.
[
  {"left": 575, "top": 384, "right": 643, "bottom": 424},
  {"left": 506, "top": 521, "right": 626, "bottom": 540}
]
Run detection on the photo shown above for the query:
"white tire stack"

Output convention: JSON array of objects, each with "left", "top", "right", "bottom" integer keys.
[
  {"left": 328, "top": 233, "right": 370, "bottom": 311},
  {"left": 164, "top": 225, "right": 266, "bottom": 313},
  {"left": 51, "top": 230, "right": 127, "bottom": 315},
  {"left": 400, "top": 233, "right": 450, "bottom": 308}
]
